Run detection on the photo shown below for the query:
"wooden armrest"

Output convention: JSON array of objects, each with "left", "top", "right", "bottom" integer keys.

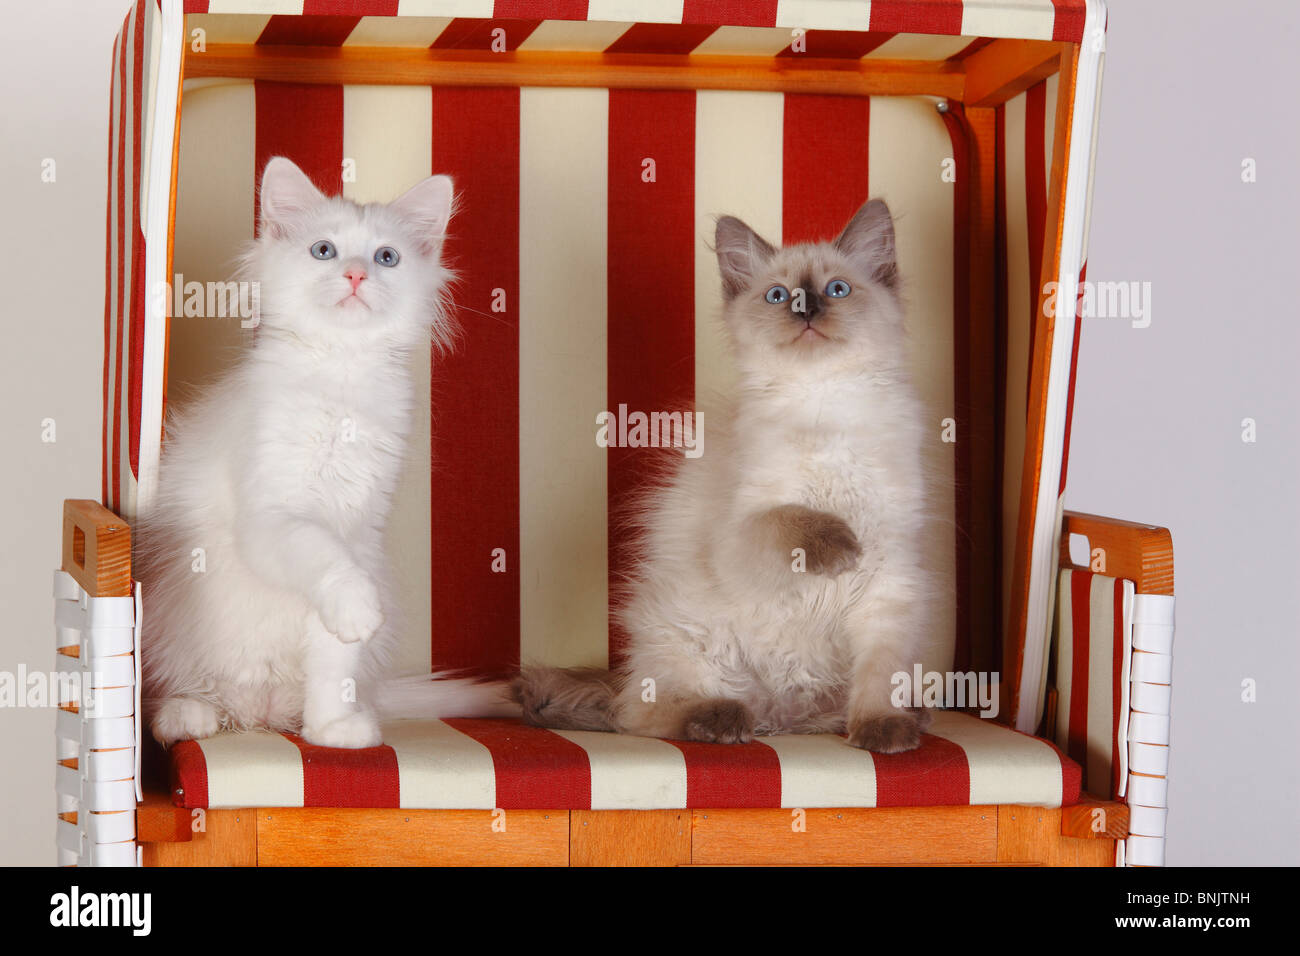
[
  {"left": 1059, "top": 511, "right": 1173, "bottom": 595},
  {"left": 1061, "top": 795, "right": 1129, "bottom": 839},
  {"left": 62, "top": 499, "right": 132, "bottom": 598}
]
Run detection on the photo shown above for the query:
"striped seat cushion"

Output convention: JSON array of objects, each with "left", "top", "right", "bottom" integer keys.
[{"left": 170, "top": 711, "right": 1080, "bottom": 810}]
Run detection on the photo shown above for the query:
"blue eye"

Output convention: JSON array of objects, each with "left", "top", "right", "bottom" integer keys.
[
  {"left": 826, "top": 279, "right": 851, "bottom": 298},
  {"left": 765, "top": 285, "right": 790, "bottom": 304},
  {"left": 374, "top": 246, "right": 400, "bottom": 268},
  {"left": 311, "top": 240, "right": 336, "bottom": 260}
]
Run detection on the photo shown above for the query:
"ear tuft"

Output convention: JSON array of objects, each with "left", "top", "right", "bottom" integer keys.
[
  {"left": 714, "top": 215, "right": 777, "bottom": 300},
  {"left": 390, "top": 174, "right": 455, "bottom": 254},
  {"left": 259, "top": 157, "right": 325, "bottom": 239},
  {"left": 835, "top": 198, "right": 898, "bottom": 290}
]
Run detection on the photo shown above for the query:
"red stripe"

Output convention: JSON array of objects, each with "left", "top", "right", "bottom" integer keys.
[
  {"left": 495, "top": 0, "right": 588, "bottom": 19},
  {"left": 869, "top": 0, "right": 963, "bottom": 35},
  {"left": 777, "top": 31, "right": 894, "bottom": 59},
  {"left": 257, "top": 15, "right": 365, "bottom": 47},
  {"left": 1024, "top": 80, "right": 1046, "bottom": 407},
  {"left": 873, "top": 734, "right": 970, "bottom": 807},
  {"left": 683, "top": 0, "right": 776, "bottom": 27},
  {"left": 169, "top": 740, "right": 209, "bottom": 808},
  {"left": 941, "top": 104, "right": 972, "bottom": 674},
  {"left": 429, "top": 18, "right": 541, "bottom": 51},
  {"left": 183, "top": 1, "right": 209, "bottom": 12},
  {"left": 286, "top": 734, "right": 401, "bottom": 807},
  {"left": 1058, "top": 261, "right": 1085, "bottom": 493},
  {"left": 127, "top": 5, "right": 147, "bottom": 482},
  {"left": 668, "top": 740, "right": 782, "bottom": 808},
  {"left": 102, "top": 35, "right": 119, "bottom": 506},
  {"left": 993, "top": 103, "right": 1008, "bottom": 662},
  {"left": 1110, "top": 577, "right": 1124, "bottom": 799},
  {"left": 782, "top": 94, "right": 870, "bottom": 244},
  {"left": 605, "top": 23, "right": 717, "bottom": 55},
  {"left": 112, "top": 9, "right": 130, "bottom": 511},
  {"left": 429, "top": 88, "right": 521, "bottom": 679},
  {"left": 1051, "top": 0, "right": 1089, "bottom": 42},
  {"left": 1067, "top": 570, "right": 1091, "bottom": 782},
  {"left": 606, "top": 90, "right": 696, "bottom": 664},
  {"left": 443, "top": 719, "right": 592, "bottom": 809},
  {"left": 253, "top": 82, "right": 344, "bottom": 233},
  {"left": 303, "top": 0, "right": 399, "bottom": 12}
]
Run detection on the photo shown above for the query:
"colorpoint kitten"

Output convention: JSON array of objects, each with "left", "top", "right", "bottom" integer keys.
[
  {"left": 514, "top": 199, "right": 939, "bottom": 753},
  {"left": 137, "top": 157, "right": 515, "bottom": 750}
]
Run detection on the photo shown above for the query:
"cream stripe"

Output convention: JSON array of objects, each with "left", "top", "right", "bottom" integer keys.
[
  {"left": 140, "top": 0, "right": 161, "bottom": 243},
  {"left": 1000, "top": 89, "right": 1029, "bottom": 639},
  {"left": 107, "top": 32, "right": 121, "bottom": 502},
  {"left": 1085, "top": 574, "right": 1115, "bottom": 794},
  {"left": 961, "top": 0, "right": 1056, "bottom": 41},
  {"left": 776, "top": 0, "right": 871, "bottom": 31},
  {"left": 518, "top": 20, "right": 632, "bottom": 52},
  {"left": 206, "top": 0, "right": 303, "bottom": 14},
  {"left": 1054, "top": 570, "right": 1073, "bottom": 750},
  {"left": 929, "top": 710, "right": 1062, "bottom": 806},
  {"left": 119, "top": 0, "right": 138, "bottom": 515},
  {"left": 168, "top": 81, "right": 255, "bottom": 435},
  {"left": 344, "top": 16, "right": 452, "bottom": 47},
  {"left": 343, "top": 85, "right": 435, "bottom": 676},
  {"left": 518, "top": 88, "right": 609, "bottom": 668},
  {"left": 587, "top": 0, "right": 683, "bottom": 24},
  {"left": 692, "top": 91, "right": 783, "bottom": 398},
  {"left": 385, "top": 720, "right": 497, "bottom": 808},
  {"left": 869, "top": 96, "right": 955, "bottom": 674},
  {"left": 763, "top": 734, "right": 877, "bottom": 808},
  {"left": 692, "top": 26, "right": 793, "bottom": 57},
  {"left": 864, "top": 34, "right": 975, "bottom": 61},
  {"left": 187, "top": 14, "right": 272, "bottom": 45},
  {"left": 1079, "top": 56, "right": 1104, "bottom": 264},
  {"left": 398, "top": 0, "right": 493, "bottom": 15},
  {"left": 552, "top": 731, "right": 688, "bottom": 809},
  {"left": 197, "top": 731, "right": 304, "bottom": 807}
]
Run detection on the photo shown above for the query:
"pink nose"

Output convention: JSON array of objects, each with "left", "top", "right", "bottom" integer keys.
[{"left": 345, "top": 268, "right": 366, "bottom": 292}]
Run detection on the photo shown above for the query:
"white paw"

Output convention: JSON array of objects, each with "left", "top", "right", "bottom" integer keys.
[
  {"left": 152, "top": 697, "right": 222, "bottom": 747},
  {"left": 317, "top": 571, "right": 383, "bottom": 644},
  {"left": 302, "top": 711, "right": 382, "bottom": 749}
]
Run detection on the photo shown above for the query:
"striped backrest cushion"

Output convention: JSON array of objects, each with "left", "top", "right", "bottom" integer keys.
[{"left": 152, "top": 29, "right": 1061, "bottom": 682}]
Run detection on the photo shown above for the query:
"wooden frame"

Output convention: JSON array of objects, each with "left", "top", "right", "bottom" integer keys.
[
  {"left": 138, "top": 800, "right": 1121, "bottom": 867},
  {"left": 183, "top": 38, "right": 1065, "bottom": 109}
]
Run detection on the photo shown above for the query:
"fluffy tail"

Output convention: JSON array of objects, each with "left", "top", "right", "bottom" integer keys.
[
  {"left": 510, "top": 667, "right": 619, "bottom": 732},
  {"left": 378, "top": 672, "right": 521, "bottom": 721}
]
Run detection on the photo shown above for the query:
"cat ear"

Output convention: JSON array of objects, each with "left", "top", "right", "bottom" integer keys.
[
  {"left": 715, "top": 216, "right": 777, "bottom": 300},
  {"left": 259, "top": 157, "right": 325, "bottom": 239},
  {"left": 390, "top": 174, "right": 455, "bottom": 253},
  {"left": 835, "top": 199, "right": 898, "bottom": 290}
]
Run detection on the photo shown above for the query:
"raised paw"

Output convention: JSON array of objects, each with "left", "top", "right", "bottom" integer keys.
[
  {"left": 302, "top": 710, "right": 382, "bottom": 749},
  {"left": 151, "top": 697, "right": 222, "bottom": 747},
  {"left": 681, "top": 699, "right": 755, "bottom": 744},
  {"left": 847, "top": 712, "right": 925, "bottom": 753},
  {"left": 317, "top": 570, "right": 383, "bottom": 644}
]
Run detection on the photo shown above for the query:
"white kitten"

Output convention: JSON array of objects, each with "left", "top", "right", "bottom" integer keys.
[
  {"left": 138, "top": 157, "right": 514, "bottom": 750},
  {"left": 515, "top": 200, "right": 940, "bottom": 753}
]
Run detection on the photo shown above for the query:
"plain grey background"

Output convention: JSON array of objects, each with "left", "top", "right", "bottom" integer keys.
[{"left": 1, "top": 1, "right": 1296, "bottom": 866}]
